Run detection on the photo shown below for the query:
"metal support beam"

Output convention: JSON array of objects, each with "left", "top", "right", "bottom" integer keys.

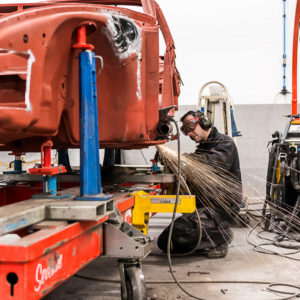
[{"left": 0, "top": 187, "right": 114, "bottom": 236}]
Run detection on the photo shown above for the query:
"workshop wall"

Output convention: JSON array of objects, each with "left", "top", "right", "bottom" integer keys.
[{"left": 157, "top": 0, "right": 296, "bottom": 105}]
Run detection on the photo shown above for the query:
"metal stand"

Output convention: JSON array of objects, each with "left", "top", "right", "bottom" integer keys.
[
  {"left": 198, "top": 81, "right": 241, "bottom": 138},
  {"left": 3, "top": 152, "right": 25, "bottom": 174},
  {"left": 29, "top": 139, "right": 70, "bottom": 199},
  {"left": 263, "top": 118, "right": 300, "bottom": 234},
  {"left": 73, "top": 25, "right": 112, "bottom": 201}
]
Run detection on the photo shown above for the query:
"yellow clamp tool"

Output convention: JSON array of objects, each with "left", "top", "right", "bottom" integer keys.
[{"left": 131, "top": 190, "right": 196, "bottom": 235}]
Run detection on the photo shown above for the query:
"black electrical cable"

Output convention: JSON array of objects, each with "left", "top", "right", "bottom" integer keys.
[
  {"left": 169, "top": 177, "right": 202, "bottom": 257},
  {"left": 155, "top": 135, "right": 203, "bottom": 257},
  {"left": 267, "top": 283, "right": 300, "bottom": 300},
  {"left": 246, "top": 221, "right": 300, "bottom": 261},
  {"left": 274, "top": 238, "right": 300, "bottom": 249},
  {"left": 250, "top": 160, "right": 300, "bottom": 258},
  {"left": 166, "top": 118, "right": 205, "bottom": 300}
]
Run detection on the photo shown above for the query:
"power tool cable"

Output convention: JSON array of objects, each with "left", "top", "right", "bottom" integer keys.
[{"left": 166, "top": 117, "right": 205, "bottom": 300}]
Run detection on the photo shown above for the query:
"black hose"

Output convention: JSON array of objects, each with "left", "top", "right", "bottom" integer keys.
[{"left": 166, "top": 118, "right": 205, "bottom": 300}]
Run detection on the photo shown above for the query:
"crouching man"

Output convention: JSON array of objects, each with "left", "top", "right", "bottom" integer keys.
[{"left": 157, "top": 110, "right": 242, "bottom": 258}]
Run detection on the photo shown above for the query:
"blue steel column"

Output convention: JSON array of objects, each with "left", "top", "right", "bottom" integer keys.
[{"left": 79, "top": 50, "right": 102, "bottom": 196}]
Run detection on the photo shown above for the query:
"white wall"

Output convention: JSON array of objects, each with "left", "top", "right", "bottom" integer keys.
[{"left": 158, "top": 0, "right": 297, "bottom": 105}]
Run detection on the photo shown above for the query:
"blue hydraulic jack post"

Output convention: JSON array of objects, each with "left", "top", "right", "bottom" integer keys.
[
  {"left": 4, "top": 152, "right": 25, "bottom": 174},
  {"left": 73, "top": 25, "right": 112, "bottom": 201},
  {"left": 230, "top": 107, "right": 241, "bottom": 137}
]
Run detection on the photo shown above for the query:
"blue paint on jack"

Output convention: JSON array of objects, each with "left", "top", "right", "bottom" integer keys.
[
  {"left": 4, "top": 218, "right": 27, "bottom": 233},
  {"left": 43, "top": 176, "right": 57, "bottom": 195},
  {"left": 76, "top": 50, "right": 112, "bottom": 201}
]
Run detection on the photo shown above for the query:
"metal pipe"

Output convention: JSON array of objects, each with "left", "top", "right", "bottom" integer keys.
[{"left": 157, "top": 121, "right": 173, "bottom": 136}]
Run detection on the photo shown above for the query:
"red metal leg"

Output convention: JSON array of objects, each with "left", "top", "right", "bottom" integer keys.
[{"left": 292, "top": 0, "right": 300, "bottom": 115}]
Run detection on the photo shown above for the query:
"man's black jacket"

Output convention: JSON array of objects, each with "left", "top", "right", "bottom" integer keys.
[
  {"left": 194, "top": 127, "right": 242, "bottom": 214},
  {"left": 195, "top": 127, "right": 241, "bottom": 182},
  {"left": 157, "top": 127, "right": 242, "bottom": 253}
]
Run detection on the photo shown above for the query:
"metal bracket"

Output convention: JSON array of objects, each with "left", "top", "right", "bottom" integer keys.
[
  {"left": 95, "top": 55, "right": 104, "bottom": 77},
  {"left": 103, "top": 222, "right": 152, "bottom": 259}
]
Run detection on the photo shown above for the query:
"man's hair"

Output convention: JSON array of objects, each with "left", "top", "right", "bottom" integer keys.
[{"left": 180, "top": 110, "right": 203, "bottom": 123}]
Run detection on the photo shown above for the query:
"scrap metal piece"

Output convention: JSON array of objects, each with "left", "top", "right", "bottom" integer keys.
[{"left": 187, "top": 271, "right": 210, "bottom": 276}]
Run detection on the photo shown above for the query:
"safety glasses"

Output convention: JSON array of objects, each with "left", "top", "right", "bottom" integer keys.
[{"left": 180, "top": 117, "right": 200, "bottom": 135}]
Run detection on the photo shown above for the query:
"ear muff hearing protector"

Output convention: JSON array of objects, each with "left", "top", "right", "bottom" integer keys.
[{"left": 194, "top": 111, "right": 212, "bottom": 131}]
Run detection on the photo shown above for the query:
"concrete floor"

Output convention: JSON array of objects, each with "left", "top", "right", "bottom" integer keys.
[{"left": 44, "top": 208, "right": 300, "bottom": 300}]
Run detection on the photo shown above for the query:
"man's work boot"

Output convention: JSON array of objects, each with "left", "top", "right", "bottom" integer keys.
[{"left": 206, "top": 243, "right": 228, "bottom": 259}]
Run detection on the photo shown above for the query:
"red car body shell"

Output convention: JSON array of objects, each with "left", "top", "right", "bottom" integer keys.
[{"left": 0, "top": 0, "right": 180, "bottom": 151}]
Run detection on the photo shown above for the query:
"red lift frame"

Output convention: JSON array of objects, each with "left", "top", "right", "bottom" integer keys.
[{"left": 0, "top": 183, "right": 151, "bottom": 299}]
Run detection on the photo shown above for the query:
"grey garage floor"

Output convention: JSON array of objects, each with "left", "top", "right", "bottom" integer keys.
[{"left": 44, "top": 210, "right": 300, "bottom": 300}]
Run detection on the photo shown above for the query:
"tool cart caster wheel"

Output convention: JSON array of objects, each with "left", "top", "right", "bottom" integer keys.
[{"left": 120, "top": 264, "right": 147, "bottom": 300}]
